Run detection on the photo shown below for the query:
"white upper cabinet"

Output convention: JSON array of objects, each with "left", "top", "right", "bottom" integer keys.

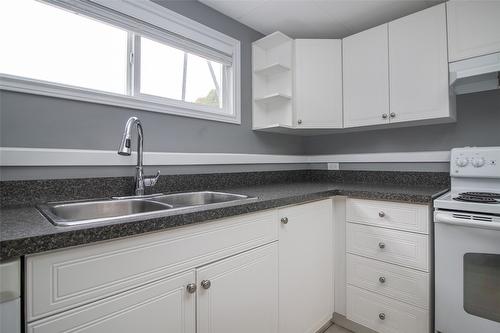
[
  {"left": 253, "top": 33, "right": 342, "bottom": 132},
  {"left": 388, "top": 4, "right": 453, "bottom": 124},
  {"left": 343, "top": 24, "right": 389, "bottom": 128},
  {"left": 447, "top": 1, "right": 500, "bottom": 62},
  {"left": 294, "top": 39, "right": 343, "bottom": 128}
]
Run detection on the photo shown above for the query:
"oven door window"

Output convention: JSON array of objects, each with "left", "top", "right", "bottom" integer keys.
[{"left": 463, "top": 253, "right": 500, "bottom": 323}]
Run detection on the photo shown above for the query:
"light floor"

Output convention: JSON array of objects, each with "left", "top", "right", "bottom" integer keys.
[{"left": 324, "top": 324, "right": 352, "bottom": 333}]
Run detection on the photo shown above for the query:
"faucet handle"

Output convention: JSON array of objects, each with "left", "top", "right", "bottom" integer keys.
[{"left": 144, "top": 170, "right": 161, "bottom": 187}]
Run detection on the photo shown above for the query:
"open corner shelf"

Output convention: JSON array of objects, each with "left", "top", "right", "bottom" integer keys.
[
  {"left": 254, "top": 63, "right": 291, "bottom": 76},
  {"left": 254, "top": 93, "right": 292, "bottom": 105},
  {"left": 253, "top": 31, "right": 292, "bottom": 50}
]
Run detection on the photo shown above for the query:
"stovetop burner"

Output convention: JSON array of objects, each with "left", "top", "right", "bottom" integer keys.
[
  {"left": 453, "top": 192, "right": 500, "bottom": 204},
  {"left": 460, "top": 192, "right": 500, "bottom": 198}
]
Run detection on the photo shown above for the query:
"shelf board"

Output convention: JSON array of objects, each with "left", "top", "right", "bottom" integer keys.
[
  {"left": 254, "top": 93, "right": 292, "bottom": 104},
  {"left": 254, "top": 63, "right": 290, "bottom": 76},
  {"left": 253, "top": 124, "right": 346, "bottom": 136},
  {"left": 253, "top": 31, "right": 292, "bottom": 50}
]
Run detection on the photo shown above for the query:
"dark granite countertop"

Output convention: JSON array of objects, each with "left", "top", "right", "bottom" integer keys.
[{"left": 0, "top": 181, "right": 447, "bottom": 261}]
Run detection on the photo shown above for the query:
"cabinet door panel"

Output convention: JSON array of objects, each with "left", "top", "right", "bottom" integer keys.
[
  {"left": 447, "top": 1, "right": 500, "bottom": 62},
  {"left": 294, "top": 39, "right": 342, "bottom": 128},
  {"left": 28, "top": 271, "right": 195, "bottom": 333},
  {"left": 343, "top": 24, "right": 390, "bottom": 127},
  {"left": 197, "top": 243, "right": 278, "bottom": 333},
  {"left": 389, "top": 4, "right": 450, "bottom": 123},
  {"left": 278, "top": 199, "right": 333, "bottom": 333}
]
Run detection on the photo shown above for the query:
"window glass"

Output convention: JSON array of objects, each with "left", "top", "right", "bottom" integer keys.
[
  {"left": 185, "top": 54, "right": 223, "bottom": 108},
  {"left": 139, "top": 36, "right": 185, "bottom": 100},
  {"left": 0, "top": 0, "right": 128, "bottom": 94}
]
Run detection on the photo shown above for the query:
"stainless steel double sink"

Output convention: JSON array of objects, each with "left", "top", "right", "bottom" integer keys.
[{"left": 38, "top": 191, "right": 257, "bottom": 226}]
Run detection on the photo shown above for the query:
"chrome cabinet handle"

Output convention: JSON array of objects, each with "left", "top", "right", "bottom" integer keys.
[
  {"left": 379, "top": 313, "right": 386, "bottom": 320},
  {"left": 379, "top": 276, "right": 386, "bottom": 283},
  {"left": 378, "top": 242, "right": 386, "bottom": 249},
  {"left": 378, "top": 211, "right": 385, "bottom": 218},
  {"left": 382, "top": 113, "right": 388, "bottom": 119},
  {"left": 201, "top": 280, "right": 211, "bottom": 289},
  {"left": 297, "top": 119, "right": 302, "bottom": 125},
  {"left": 186, "top": 283, "right": 197, "bottom": 294},
  {"left": 281, "top": 217, "right": 289, "bottom": 224},
  {"left": 390, "top": 112, "right": 396, "bottom": 118}
]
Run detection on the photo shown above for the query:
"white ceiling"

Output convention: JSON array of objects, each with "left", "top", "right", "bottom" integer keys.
[{"left": 199, "top": 0, "right": 444, "bottom": 38}]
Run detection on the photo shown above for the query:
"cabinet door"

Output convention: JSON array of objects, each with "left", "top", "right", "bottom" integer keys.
[
  {"left": 447, "top": 1, "right": 500, "bottom": 62},
  {"left": 197, "top": 243, "right": 278, "bottom": 333},
  {"left": 27, "top": 271, "right": 196, "bottom": 333},
  {"left": 343, "top": 24, "right": 390, "bottom": 127},
  {"left": 294, "top": 39, "right": 342, "bottom": 128},
  {"left": 389, "top": 4, "right": 450, "bottom": 124},
  {"left": 278, "top": 199, "right": 333, "bottom": 333}
]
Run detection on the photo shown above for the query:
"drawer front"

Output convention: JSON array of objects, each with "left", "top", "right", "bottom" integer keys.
[
  {"left": 347, "top": 254, "right": 429, "bottom": 309},
  {"left": 346, "top": 223, "right": 429, "bottom": 271},
  {"left": 347, "top": 285, "right": 429, "bottom": 333},
  {"left": 28, "top": 270, "right": 196, "bottom": 333},
  {"left": 26, "top": 210, "right": 278, "bottom": 321},
  {"left": 346, "top": 198, "right": 429, "bottom": 234}
]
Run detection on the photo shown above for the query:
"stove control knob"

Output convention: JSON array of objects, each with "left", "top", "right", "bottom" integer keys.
[
  {"left": 471, "top": 157, "right": 485, "bottom": 168},
  {"left": 455, "top": 157, "right": 469, "bottom": 167}
]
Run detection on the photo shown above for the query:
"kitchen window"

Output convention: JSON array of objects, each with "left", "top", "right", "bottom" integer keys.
[{"left": 0, "top": 0, "right": 241, "bottom": 124}]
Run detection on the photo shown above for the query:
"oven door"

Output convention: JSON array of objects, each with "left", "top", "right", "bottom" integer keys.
[{"left": 434, "top": 211, "right": 500, "bottom": 333}]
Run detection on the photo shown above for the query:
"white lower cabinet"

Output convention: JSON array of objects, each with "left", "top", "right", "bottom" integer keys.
[
  {"left": 278, "top": 199, "right": 334, "bottom": 333},
  {"left": 344, "top": 198, "right": 431, "bottom": 333},
  {"left": 27, "top": 270, "right": 196, "bottom": 333},
  {"left": 197, "top": 243, "right": 278, "bottom": 333},
  {"left": 25, "top": 200, "right": 334, "bottom": 333}
]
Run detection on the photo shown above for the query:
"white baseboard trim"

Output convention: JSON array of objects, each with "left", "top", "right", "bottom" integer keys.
[{"left": 0, "top": 147, "right": 451, "bottom": 166}]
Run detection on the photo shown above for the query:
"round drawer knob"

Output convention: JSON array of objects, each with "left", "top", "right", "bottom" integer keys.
[
  {"left": 382, "top": 113, "right": 388, "bottom": 119},
  {"left": 378, "top": 242, "right": 386, "bottom": 249},
  {"left": 281, "top": 217, "right": 289, "bottom": 224},
  {"left": 297, "top": 119, "right": 303, "bottom": 125},
  {"left": 378, "top": 211, "right": 385, "bottom": 218},
  {"left": 186, "top": 283, "right": 197, "bottom": 294},
  {"left": 390, "top": 112, "right": 396, "bottom": 118},
  {"left": 379, "top": 276, "right": 386, "bottom": 283},
  {"left": 379, "top": 313, "right": 386, "bottom": 320},
  {"left": 201, "top": 280, "right": 211, "bottom": 289}
]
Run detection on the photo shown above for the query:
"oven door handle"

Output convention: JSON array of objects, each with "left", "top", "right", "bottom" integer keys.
[{"left": 435, "top": 212, "right": 500, "bottom": 231}]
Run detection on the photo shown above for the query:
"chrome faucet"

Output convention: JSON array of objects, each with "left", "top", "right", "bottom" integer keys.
[{"left": 118, "top": 117, "right": 160, "bottom": 196}]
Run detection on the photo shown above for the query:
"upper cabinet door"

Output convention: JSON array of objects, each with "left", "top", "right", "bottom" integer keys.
[
  {"left": 389, "top": 4, "right": 451, "bottom": 124},
  {"left": 197, "top": 243, "right": 278, "bottom": 333},
  {"left": 343, "top": 24, "right": 390, "bottom": 128},
  {"left": 447, "top": 1, "right": 500, "bottom": 62},
  {"left": 294, "top": 39, "right": 343, "bottom": 128}
]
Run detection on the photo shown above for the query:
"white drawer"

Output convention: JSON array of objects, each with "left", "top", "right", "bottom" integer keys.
[
  {"left": 346, "top": 223, "right": 429, "bottom": 271},
  {"left": 347, "top": 254, "right": 430, "bottom": 309},
  {"left": 347, "top": 285, "right": 429, "bottom": 333},
  {"left": 26, "top": 210, "right": 278, "bottom": 321},
  {"left": 346, "top": 198, "right": 429, "bottom": 234}
]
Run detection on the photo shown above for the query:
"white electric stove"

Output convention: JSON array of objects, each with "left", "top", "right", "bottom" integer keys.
[{"left": 434, "top": 147, "right": 500, "bottom": 333}]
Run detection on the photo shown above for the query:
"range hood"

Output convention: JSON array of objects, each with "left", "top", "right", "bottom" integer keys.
[{"left": 449, "top": 52, "right": 500, "bottom": 95}]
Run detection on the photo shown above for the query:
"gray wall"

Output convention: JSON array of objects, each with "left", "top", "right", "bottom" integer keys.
[
  {"left": 304, "top": 90, "right": 500, "bottom": 154},
  {"left": 0, "top": 0, "right": 304, "bottom": 155},
  {"left": 1, "top": 0, "right": 499, "bottom": 180}
]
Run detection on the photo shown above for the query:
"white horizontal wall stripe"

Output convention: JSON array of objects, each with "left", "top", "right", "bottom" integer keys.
[{"left": 0, "top": 147, "right": 451, "bottom": 166}]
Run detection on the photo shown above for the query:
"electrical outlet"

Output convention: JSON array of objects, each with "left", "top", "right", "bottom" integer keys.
[{"left": 327, "top": 163, "right": 340, "bottom": 170}]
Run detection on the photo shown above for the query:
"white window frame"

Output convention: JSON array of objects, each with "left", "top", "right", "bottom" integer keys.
[{"left": 0, "top": 0, "right": 241, "bottom": 124}]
